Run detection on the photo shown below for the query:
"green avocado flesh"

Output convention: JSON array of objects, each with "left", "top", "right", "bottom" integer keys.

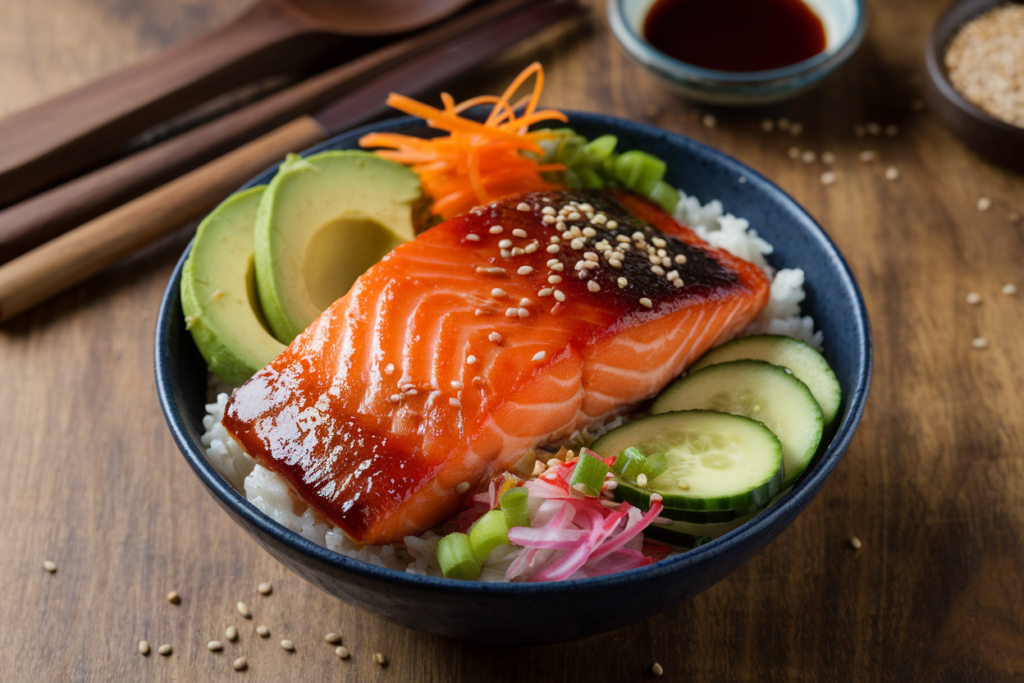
[
  {"left": 254, "top": 151, "right": 422, "bottom": 344},
  {"left": 181, "top": 186, "right": 285, "bottom": 387}
]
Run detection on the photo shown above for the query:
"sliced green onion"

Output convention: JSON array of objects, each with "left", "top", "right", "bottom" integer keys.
[
  {"left": 437, "top": 533, "right": 482, "bottom": 581},
  {"left": 569, "top": 448, "right": 610, "bottom": 497},
  {"left": 614, "top": 150, "right": 667, "bottom": 196},
  {"left": 469, "top": 510, "right": 510, "bottom": 560},
  {"left": 500, "top": 487, "right": 531, "bottom": 529},
  {"left": 693, "top": 535, "right": 713, "bottom": 548},
  {"left": 648, "top": 180, "right": 679, "bottom": 213},
  {"left": 569, "top": 134, "right": 618, "bottom": 169},
  {"left": 577, "top": 168, "right": 605, "bottom": 189},
  {"left": 612, "top": 446, "right": 648, "bottom": 482},
  {"left": 536, "top": 128, "right": 577, "bottom": 162},
  {"left": 645, "top": 452, "right": 669, "bottom": 481}
]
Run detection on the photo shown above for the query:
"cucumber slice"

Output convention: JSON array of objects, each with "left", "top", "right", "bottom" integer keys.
[
  {"left": 590, "top": 411, "right": 784, "bottom": 522},
  {"left": 691, "top": 335, "right": 842, "bottom": 427},
  {"left": 652, "top": 360, "right": 824, "bottom": 487}
]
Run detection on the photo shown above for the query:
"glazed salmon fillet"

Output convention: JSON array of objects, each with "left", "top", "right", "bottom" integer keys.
[{"left": 223, "top": 189, "right": 770, "bottom": 545}]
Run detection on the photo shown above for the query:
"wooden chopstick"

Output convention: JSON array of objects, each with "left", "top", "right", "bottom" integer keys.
[
  {"left": 0, "top": 0, "right": 582, "bottom": 324},
  {"left": 0, "top": 0, "right": 542, "bottom": 266}
]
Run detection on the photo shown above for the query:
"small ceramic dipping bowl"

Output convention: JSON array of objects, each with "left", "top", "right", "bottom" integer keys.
[
  {"left": 924, "top": 0, "right": 1024, "bottom": 172},
  {"left": 607, "top": 0, "right": 867, "bottom": 106}
]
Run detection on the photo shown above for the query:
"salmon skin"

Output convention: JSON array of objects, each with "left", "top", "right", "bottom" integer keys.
[{"left": 223, "top": 189, "right": 770, "bottom": 545}]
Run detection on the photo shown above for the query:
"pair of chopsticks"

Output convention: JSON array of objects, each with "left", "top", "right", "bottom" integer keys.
[{"left": 0, "top": 0, "right": 582, "bottom": 324}]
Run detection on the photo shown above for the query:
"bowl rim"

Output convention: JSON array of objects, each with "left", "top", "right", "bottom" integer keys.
[
  {"left": 606, "top": 0, "right": 869, "bottom": 84},
  {"left": 155, "top": 110, "right": 872, "bottom": 596},
  {"left": 923, "top": 0, "right": 1024, "bottom": 140}
]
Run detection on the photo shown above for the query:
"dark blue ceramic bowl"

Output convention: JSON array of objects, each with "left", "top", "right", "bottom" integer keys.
[{"left": 155, "top": 112, "right": 871, "bottom": 643}]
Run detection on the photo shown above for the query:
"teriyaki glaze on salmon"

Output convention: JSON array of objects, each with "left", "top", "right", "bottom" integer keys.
[{"left": 222, "top": 189, "right": 770, "bottom": 545}]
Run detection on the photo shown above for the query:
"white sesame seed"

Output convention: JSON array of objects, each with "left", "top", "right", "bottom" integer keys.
[
  {"left": 801, "top": 150, "right": 816, "bottom": 163},
  {"left": 533, "top": 351, "right": 547, "bottom": 362},
  {"left": 498, "top": 239, "right": 512, "bottom": 248},
  {"left": 518, "top": 308, "right": 529, "bottom": 318},
  {"left": 257, "top": 625, "right": 270, "bottom": 637},
  {"left": 539, "top": 288, "right": 553, "bottom": 297},
  {"left": 449, "top": 398, "right": 461, "bottom": 408},
  {"left": 517, "top": 266, "right": 533, "bottom": 276},
  {"left": 257, "top": 582, "right": 272, "bottom": 595},
  {"left": 610, "top": 259, "right": 622, "bottom": 268},
  {"left": 336, "top": 646, "right": 351, "bottom": 659},
  {"left": 513, "top": 228, "right": 529, "bottom": 238},
  {"left": 500, "top": 249, "right": 511, "bottom": 258},
  {"left": 489, "top": 332, "right": 502, "bottom": 343},
  {"left": 517, "top": 202, "right": 532, "bottom": 211},
  {"left": 510, "top": 247, "right": 524, "bottom": 256},
  {"left": 139, "top": 641, "right": 151, "bottom": 656},
  {"left": 702, "top": 114, "right": 716, "bottom": 128},
  {"left": 966, "top": 292, "right": 981, "bottom": 305},
  {"left": 570, "top": 238, "right": 585, "bottom": 250},
  {"left": 491, "top": 288, "right": 507, "bottom": 298},
  {"left": 606, "top": 220, "right": 618, "bottom": 229},
  {"left": 1003, "top": 284, "right": 1018, "bottom": 295},
  {"left": 972, "top": 337, "right": 988, "bottom": 349},
  {"left": 652, "top": 265, "right": 665, "bottom": 276},
  {"left": 656, "top": 248, "right": 667, "bottom": 257},
  {"left": 234, "top": 657, "right": 248, "bottom": 671},
  {"left": 673, "top": 279, "right": 684, "bottom": 288},
  {"left": 568, "top": 212, "right": 582, "bottom": 220},
  {"left": 384, "top": 363, "right": 394, "bottom": 375},
  {"left": 542, "top": 206, "right": 556, "bottom": 215},
  {"left": 489, "top": 225, "right": 503, "bottom": 234},
  {"left": 226, "top": 626, "right": 238, "bottom": 642},
  {"left": 456, "top": 482, "right": 470, "bottom": 493},
  {"left": 587, "top": 281, "right": 601, "bottom": 292},
  {"left": 649, "top": 254, "right": 661, "bottom": 265},
  {"left": 325, "top": 633, "right": 342, "bottom": 644},
  {"left": 582, "top": 227, "right": 597, "bottom": 237},
  {"left": 977, "top": 197, "right": 992, "bottom": 211},
  {"left": 541, "top": 214, "right": 556, "bottom": 224},
  {"left": 616, "top": 235, "right": 630, "bottom": 243},
  {"left": 640, "top": 298, "right": 653, "bottom": 308},
  {"left": 167, "top": 591, "right": 181, "bottom": 604},
  {"left": 788, "top": 146, "right": 800, "bottom": 160},
  {"left": 650, "top": 493, "right": 663, "bottom": 502},
  {"left": 524, "top": 242, "right": 539, "bottom": 253},
  {"left": 43, "top": 560, "right": 56, "bottom": 573},
  {"left": 822, "top": 151, "right": 836, "bottom": 165},
  {"left": 579, "top": 203, "right": 594, "bottom": 212},
  {"left": 554, "top": 290, "right": 566, "bottom": 302},
  {"left": 405, "top": 388, "right": 418, "bottom": 396},
  {"left": 584, "top": 251, "right": 599, "bottom": 261},
  {"left": 617, "top": 277, "right": 628, "bottom": 288},
  {"left": 389, "top": 394, "right": 400, "bottom": 403},
  {"left": 651, "top": 237, "right": 666, "bottom": 248},
  {"left": 548, "top": 275, "right": 562, "bottom": 284},
  {"left": 158, "top": 644, "right": 172, "bottom": 656},
  {"left": 653, "top": 662, "right": 664, "bottom": 676},
  {"left": 505, "top": 307, "right": 518, "bottom": 317},
  {"left": 237, "top": 602, "right": 250, "bottom": 619},
  {"left": 592, "top": 214, "right": 607, "bottom": 225},
  {"left": 552, "top": 235, "right": 563, "bottom": 243},
  {"left": 849, "top": 536, "right": 863, "bottom": 550},
  {"left": 632, "top": 231, "right": 645, "bottom": 241},
  {"left": 466, "top": 355, "right": 477, "bottom": 365},
  {"left": 885, "top": 166, "right": 900, "bottom": 181},
  {"left": 207, "top": 640, "right": 223, "bottom": 651},
  {"left": 674, "top": 254, "right": 687, "bottom": 264},
  {"left": 547, "top": 258, "right": 559, "bottom": 267},
  {"left": 547, "top": 245, "right": 560, "bottom": 254},
  {"left": 667, "top": 270, "right": 679, "bottom": 280},
  {"left": 400, "top": 383, "right": 416, "bottom": 392},
  {"left": 677, "top": 479, "right": 690, "bottom": 490},
  {"left": 821, "top": 171, "right": 837, "bottom": 186},
  {"left": 637, "top": 473, "right": 648, "bottom": 487},
  {"left": 550, "top": 262, "right": 564, "bottom": 272},
  {"left": 466, "top": 233, "right": 480, "bottom": 241},
  {"left": 519, "top": 297, "right": 531, "bottom": 306},
  {"left": 374, "top": 653, "right": 388, "bottom": 667}
]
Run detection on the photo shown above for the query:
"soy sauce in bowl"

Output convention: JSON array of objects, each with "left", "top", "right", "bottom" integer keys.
[{"left": 644, "top": 0, "right": 826, "bottom": 72}]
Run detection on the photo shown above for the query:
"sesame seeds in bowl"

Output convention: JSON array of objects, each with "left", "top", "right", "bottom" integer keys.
[{"left": 156, "top": 110, "right": 871, "bottom": 643}]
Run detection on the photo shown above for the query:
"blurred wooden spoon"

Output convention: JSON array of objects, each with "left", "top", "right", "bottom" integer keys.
[{"left": 0, "top": 0, "right": 476, "bottom": 208}]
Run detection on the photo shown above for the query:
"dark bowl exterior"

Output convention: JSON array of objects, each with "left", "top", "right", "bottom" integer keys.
[
  {"left": 924, "top": 0, "right": 1024, "bottom": 172},
  {"left": 155, "top": 112, "right": 872, "bottom": 643}
]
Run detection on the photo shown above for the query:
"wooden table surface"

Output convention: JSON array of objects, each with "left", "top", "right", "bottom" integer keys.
[{"left": 3, "top": 0, "right": 1023, "bottom": 680}]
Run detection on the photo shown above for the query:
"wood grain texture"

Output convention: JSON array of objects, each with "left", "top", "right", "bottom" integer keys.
[{"left": 1, "top": 0, "right": 1023, "bottom": 681}]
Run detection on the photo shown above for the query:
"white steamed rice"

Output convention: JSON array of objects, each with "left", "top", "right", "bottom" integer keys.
[{"left": 200, "top": 188, "right": 824, "bottom": 576}]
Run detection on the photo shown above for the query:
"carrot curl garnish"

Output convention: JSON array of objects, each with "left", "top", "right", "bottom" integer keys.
[{"left": 360, "top": 62, "right": 567, "bottom": 220}]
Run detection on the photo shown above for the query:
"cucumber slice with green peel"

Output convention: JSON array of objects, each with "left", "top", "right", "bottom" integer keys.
[
  {"left": 590, "top": 411, "right": 784, "bottom": 521},
  {"left": 690, "top": 335, "right": 842, "bottom": 427},
  {"left": 652, "top": 360, "right": 824, "bottom": 487}
]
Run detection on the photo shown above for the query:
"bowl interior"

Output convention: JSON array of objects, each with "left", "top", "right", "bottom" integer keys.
[
  {"left": 613, "top": 0, "right": 863, "bottom": 81},
  {"left": 155, "top": 112, "right": 871, "bottom": 641}
]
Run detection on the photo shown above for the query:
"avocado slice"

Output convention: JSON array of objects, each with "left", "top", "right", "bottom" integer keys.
[
  {"left": 254, "top": 151, "right": 422, "bottom": 344},
  {"left": 181, "top": 186, "right": 286, "bottom": 387}
]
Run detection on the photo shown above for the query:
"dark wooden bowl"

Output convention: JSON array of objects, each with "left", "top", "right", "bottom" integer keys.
[{"left": 924, "top": 0, "right": 1024, "bottom": 173}]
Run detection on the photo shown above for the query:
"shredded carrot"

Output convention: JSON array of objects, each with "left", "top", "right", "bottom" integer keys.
[{"left": 359, "top": 62, "right": 568, "bottom": 220}]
